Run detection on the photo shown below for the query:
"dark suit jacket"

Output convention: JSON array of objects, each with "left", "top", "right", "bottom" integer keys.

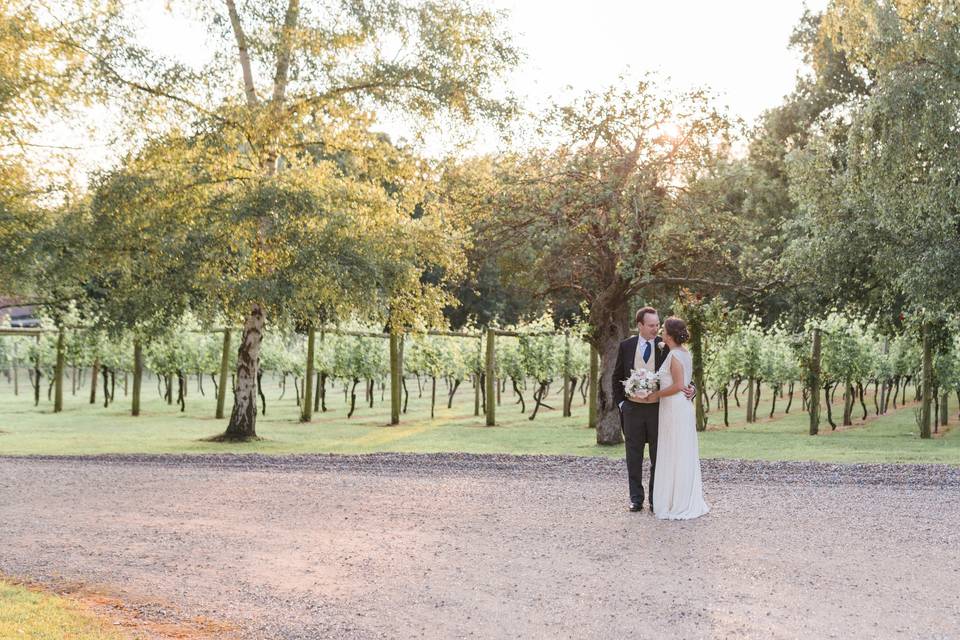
[{"left": 612, "top": 335, "right": 670, "bottom": 409}]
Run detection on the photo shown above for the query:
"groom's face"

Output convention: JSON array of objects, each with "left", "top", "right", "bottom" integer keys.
[{"left": 638, "top": 313, "right": 660, "bottom": 341}]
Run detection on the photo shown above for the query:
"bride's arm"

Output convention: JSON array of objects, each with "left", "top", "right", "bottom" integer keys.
[{"left": 646, "top": 356, "right": 685, "bottom": 402}]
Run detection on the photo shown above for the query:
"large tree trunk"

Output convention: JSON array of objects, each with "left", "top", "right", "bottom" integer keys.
[
  {"left": 221, "top": 304, "right": 265, "bottom": 440},
  {"left": 594, "top": 297, "right": 630, "bottom": 445}
]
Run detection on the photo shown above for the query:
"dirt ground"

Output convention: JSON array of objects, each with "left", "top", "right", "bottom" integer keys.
[{"left": 1, "top": 453, "right": 958, "bottom": 639}]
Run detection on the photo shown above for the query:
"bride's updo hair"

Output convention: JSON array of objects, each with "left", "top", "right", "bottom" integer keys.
[{"left": 664, "top": 317, "right": 690, "bottom": 345}]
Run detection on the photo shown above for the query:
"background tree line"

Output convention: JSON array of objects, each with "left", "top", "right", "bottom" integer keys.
[{"left": 2, "top": 0, "right": 958, "bottom": 443}]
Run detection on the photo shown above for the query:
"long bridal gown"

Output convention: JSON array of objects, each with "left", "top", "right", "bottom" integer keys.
[{"left": 652, "top": 349, "right": 710, "bottom": 520}]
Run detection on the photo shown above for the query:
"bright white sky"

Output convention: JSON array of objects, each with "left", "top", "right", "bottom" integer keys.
[
  {"left": 492, "top": 0, "right": 826, "bottom": 122},
  {"left": 46, "top": 0, "right": 828, "bottom": 183}
]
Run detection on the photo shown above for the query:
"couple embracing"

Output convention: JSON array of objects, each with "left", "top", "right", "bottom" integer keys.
[{"left": 612, "top": 306, "right": 709, "bottom": 520}]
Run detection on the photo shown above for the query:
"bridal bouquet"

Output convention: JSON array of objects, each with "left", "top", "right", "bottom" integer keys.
[{"left": 623, "top": 369, "right": 660, "bottom": 400}]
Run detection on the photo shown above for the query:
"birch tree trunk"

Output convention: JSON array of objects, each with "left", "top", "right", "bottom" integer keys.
[{"left": 223, "top": 304, "right": 265, "bottom": 440}]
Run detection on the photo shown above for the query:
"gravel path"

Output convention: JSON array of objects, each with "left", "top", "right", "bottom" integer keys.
[{"left": 1, "top": 454, "right": 958, "bottom": 639}]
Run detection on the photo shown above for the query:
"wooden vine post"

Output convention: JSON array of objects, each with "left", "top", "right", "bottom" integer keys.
[
  {"left": 216, "top": 329, "right": 232, "bottom": 419},
  {"left": 132, "top": 338, "right": 143, "bottom": 417},
  {"left": 562, "top": 332, "right": 571, "bottom": 417},
  {"left": 88, "top": 355, "right": 99, "bottom": 405},
  {"left": 808, "top": 327, "right": 822, "bottom": 436},
  {"left": 939, "top": 390, "right": 949, "bottom": 427},
  {"left": 389, "top": 331, "right": 401, "bottom": 426},
  {"left": 53, "top": 325, "right": 65, "bottom": 413},
  {"left": 11, "top": 339, "right": 17, "bottom": 396},
  {"left": 920, "top": 322, "right": 933, "bottom": 439},
  {"left": 301, "top": 326, "right": 315, "bottom": 422},
  {"left": 485, "top": 328, "right": 496, "bottom": 426},
  {"left": 33, "top": 334, "right": 41, "bottom": 406}
]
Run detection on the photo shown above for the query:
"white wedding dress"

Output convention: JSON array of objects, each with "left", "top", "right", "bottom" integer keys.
[{"left": 652, "top": 349, "right": 709, "bottom": 520}]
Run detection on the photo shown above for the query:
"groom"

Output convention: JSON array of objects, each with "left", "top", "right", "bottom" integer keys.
[{"left": 613, "top": 306, "right": 695, "bottom": 512}]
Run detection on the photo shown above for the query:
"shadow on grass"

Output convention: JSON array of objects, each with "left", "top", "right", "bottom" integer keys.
[{"left": 199, "top": 433, "right": 265, "bottom": 443}]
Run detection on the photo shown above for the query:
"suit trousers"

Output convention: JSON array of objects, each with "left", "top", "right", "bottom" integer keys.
[{"left": 621, "top": 400, "right": 659, "bottom": 506}]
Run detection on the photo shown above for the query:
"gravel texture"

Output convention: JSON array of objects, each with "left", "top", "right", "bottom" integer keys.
[{"left": 1, "top": 453, "right": 958, "bottom": 639}]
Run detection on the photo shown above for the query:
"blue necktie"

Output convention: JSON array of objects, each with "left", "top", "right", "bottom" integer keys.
[{"left": 643, "top": 340, "right": 651, "bottom": 363}]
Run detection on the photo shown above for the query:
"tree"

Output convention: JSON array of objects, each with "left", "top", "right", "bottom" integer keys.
[
  {"left": 434, "top": 157, "right": 555, "bottom": 329},
  {"left": 30, "top": 0, "right": 518, "bottom": 439},
  {"left": 0, "top": 1, "right": 104, "bottom": 290},
  {"left": 784, "top": 0, "right": 960, "bottom": 436},
  {"left": 734, "top": 6, "right": 872, "bottom": 325},
  {"left": 484, "top": 78, "right": 741, "bottom": 444}
]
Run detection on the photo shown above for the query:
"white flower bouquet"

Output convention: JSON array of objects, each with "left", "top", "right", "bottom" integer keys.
[{"left": 623, "top": 369, "right": 660, "bottom": 400}]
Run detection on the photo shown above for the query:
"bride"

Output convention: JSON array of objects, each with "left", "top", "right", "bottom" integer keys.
[{"left": 639, "top": 317, "right": 709, "bottom": 520}]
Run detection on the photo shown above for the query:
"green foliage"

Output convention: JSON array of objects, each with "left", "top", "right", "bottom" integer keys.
[
  {"left": 333, "top": 334, "right": 388, "bottom": 382},
  {"left": 496, "top": 337, "right": 524, "bottom": 382},
  {"left": 813, "top": 313, "right": 876, "bottom": 385},
  {"left": 759, "top": 327, "right": 802, "bottom": 389},
  {"left": 0, "top": 1, "right": 115, "bottom": 289},
  {"left": 515, "top": 315, "right": 563, "bottom": 384},
  {"left": 260, "top": 330, "right": 305, "bottom": 378},
  {"left": 711, "top": 318, "right": 766, "bottom": 382},
  {"left": 784, "top": 0, "right": 960, "bottom": 318},
  {"left": 484, "top": 77, "right": 738, "bottom": 338},
  {"left": 405, "top": 336, "right": 446, "bottom": 379}
]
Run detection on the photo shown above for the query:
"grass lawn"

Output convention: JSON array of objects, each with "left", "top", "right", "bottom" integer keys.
[
  {"left": 0, "top": 372, "right": 957, "bottom": 464},
  {"left": 0, "top": 580, "right": 122, "bottom": 640}
]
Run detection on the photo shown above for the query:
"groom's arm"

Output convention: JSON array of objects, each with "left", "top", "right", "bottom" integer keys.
[{"left": 612, "top": 342, "right": 625, "bottom": 409}]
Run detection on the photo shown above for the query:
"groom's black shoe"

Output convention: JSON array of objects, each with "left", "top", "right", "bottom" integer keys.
[{"left": 629, "top": 502, "right": 643, "bottom": 512}]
